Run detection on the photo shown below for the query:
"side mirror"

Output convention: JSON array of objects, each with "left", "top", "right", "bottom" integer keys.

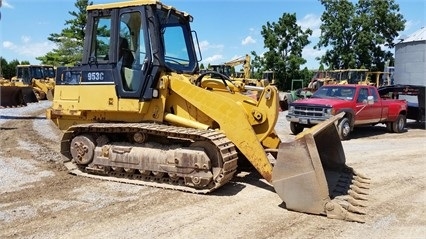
[{"left": 367, "top": 95, "right": 374, "bottom": 105}]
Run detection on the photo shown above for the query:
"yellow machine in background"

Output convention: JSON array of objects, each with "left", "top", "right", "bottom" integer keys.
[
  {"left": 360, "top": 71, "right": 393, "bottom": 87},
  {"left": 315, "top": 69, "right": 392, "bottom": 87},
  {"left": 1, "top": 64, "right": 56, "bottom": 107},
  {"left": 11, "top": 64, "right": 55, "bottom": 100},
  {"left": 309, "top": 69, "right": 370, "bottom": 90},
  {"left": 208, "top": 54, "right": 269, "bottom": 99},
  {"left": 221, "top": 54, "right": 269, "bottom": 87},
  {"left": 47, "top": 0, "right": 369, "bottom": 222},
  {"left": 209, "top": 54, "right": 251, "bottom": 79},
  {"left": 224, "top": 54, "right": 251, "bottom": 79}
]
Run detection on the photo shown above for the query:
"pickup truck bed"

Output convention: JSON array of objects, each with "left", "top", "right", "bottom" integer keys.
[{"left": 377, "top": 84, "right": 425, "bottom": 123}]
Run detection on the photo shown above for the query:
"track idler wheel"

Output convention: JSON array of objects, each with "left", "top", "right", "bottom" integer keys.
[{"left": 70, "top": 135, "right": 96, "bottom": 165}]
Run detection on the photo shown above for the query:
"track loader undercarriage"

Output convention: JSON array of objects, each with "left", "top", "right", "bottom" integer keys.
[
  {"left": 62, "top": 123, "right": 238, "bottom": 193},
  {"left": 60, "top": 114, "right": 370, "bottom": 222}
]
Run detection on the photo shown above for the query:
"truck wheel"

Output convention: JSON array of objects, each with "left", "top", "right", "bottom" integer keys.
[
  {"left": 392, "top": 114, "right": 406, "bottom": 133},
  {"left": 337, "top": 117, "right": 351, "bottom": 140},
  {"left": 386, "top": 122, "right": 392, "bottom": 132},
  {"left": 290, "top": 122, "right": 304, "bottom": 135},
  {"left": 279, "top": 99, "right": 288, "bottom": 111},
  {"left": 279, "top": 93, "right": 289, "bottom": 111}
]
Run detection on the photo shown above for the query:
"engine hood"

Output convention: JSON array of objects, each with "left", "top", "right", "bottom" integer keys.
[{"left": 290, "top": 98, "right": 347, "bottom": 108}]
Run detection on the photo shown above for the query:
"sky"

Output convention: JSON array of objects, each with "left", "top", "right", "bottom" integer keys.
[{"left": 0, "top": 0, "right": 425, "bottom": 70}]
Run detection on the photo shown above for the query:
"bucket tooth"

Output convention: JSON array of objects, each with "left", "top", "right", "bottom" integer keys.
[
  {"left": 325, "top": 202, "right": 365, "bottom": 223},
  {"left": 352, "top": 179, "right": 370, "bottom": 189},
  {"left": 336, "top": 200, "right": 367, "bottom": 215},
  {"left": 354, "top": 175, "right": 371, "bottom": 184},
  {"left": 349, "top": 184, "right": 369, "bottom": 195},
  {"left": 348, "top": 189, "right": 368, "bottom": 201},
  {"left": 351, "top": 169, "right": 371, "bottom": 181},
  {"left": 335, "top": 195, "right": 368, "bottom": 207},
  {"left": 345, "top": 196, "right": 368, "bottom": 207}
]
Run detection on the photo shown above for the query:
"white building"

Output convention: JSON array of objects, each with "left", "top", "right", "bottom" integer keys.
[{"left": 394, "top": 27, "right": 426, "bottom": 85}]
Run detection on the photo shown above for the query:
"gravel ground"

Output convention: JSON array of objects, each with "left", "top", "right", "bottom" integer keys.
[{"left": 0, "top": 100, "right": 425, "bottom": 239}]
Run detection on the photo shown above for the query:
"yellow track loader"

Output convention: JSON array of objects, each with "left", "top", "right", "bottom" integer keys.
[
  {"left": 11, "top": 64, "right": 55, "bottom": 100},
  {"left": 47, "top": 0, "right": 370, "bottom": 222}
]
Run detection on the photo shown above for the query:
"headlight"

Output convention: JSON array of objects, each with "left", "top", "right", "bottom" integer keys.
[
  {"left": 324, "top": 108, "right": 332, "bottom": 117},
  {"left": 288, "top": 105, "right": 295, "bottom": 113}
]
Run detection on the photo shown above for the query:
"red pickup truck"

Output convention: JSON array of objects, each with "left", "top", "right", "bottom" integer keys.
[{"left": 286, "top": 84, "right": 408, "bottom": 140}]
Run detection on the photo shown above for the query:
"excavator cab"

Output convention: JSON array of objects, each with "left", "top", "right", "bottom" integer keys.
[{"left": 48, "top": 0, "right": 369, "bottom": 223}]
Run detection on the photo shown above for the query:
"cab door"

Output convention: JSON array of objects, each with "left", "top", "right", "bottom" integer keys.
[
  {"left": 354, "top": 87, "right": 381, "bottom": 124},
  {"left": 115, "top": 9, "right": 151, "bottom": 100}
]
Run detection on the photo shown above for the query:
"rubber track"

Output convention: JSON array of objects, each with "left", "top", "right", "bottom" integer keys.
[{"left": 62, "top": 123, "right": 239, "bottom": 194}]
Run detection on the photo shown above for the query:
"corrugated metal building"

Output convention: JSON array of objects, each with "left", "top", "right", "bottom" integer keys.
[{"left": 394, "top": 27, "right": 426, "bottom": 85}]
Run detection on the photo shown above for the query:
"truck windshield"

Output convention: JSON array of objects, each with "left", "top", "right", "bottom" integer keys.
[{"left": 312, "top": 86, "right": 355, "bottom": 100}]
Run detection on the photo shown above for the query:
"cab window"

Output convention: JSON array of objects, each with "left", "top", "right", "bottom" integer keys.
[
  {"left": 357, "top": 88, "right": 369, "bottom": 103},
  {"left": 91, "top": 17, "right": 111, "bottom": 62}
]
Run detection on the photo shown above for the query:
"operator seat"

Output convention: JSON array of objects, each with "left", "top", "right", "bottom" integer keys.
[
  {"left": 118, "top": 37, "right": 136, "bottom": 91},
  {"left": 119, "top": 37, "right": 134, "bottom": 68}
]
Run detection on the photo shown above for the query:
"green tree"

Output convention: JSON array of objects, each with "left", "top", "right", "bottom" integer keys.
[
  {"left": 298, "top": 67, "right": 315, "bottom": 88},
  {"left": 316, "top": 0, "right": 405, "bottom": 71},
  {"left": 0, "top": 58, "right": 21, "bottom": 79},
  {"left": 37, "top": 0, "right": 92, "bottom": 66},
  {"left": 230, "top": 66, "right": 235, "bottom": 76},
  {"left": 0, "top": 58, "right": 6, "bottom": 77},
  {"left": 259, "top": 13, "right": 312, "bottom": 90},
  {"left": 250, "top": 51, "right": 265, "bottom": 79},
  {"left": 0, "top": 58, "right": 6, "bottom": 78}
]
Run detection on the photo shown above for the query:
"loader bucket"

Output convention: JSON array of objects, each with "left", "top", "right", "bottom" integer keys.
[
  {"left": 0, "top": 86, "right": 26, "bottom": 107},
  {"left": 20, "top": 87, "right": 39, "bottom": 104},
  {"left": 272, "top": 112, "right": 370, "bottom": 223}
]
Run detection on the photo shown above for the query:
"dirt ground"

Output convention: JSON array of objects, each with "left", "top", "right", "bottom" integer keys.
[{"left": 0, "top": 101, "right": 425, "bottom": 239}]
